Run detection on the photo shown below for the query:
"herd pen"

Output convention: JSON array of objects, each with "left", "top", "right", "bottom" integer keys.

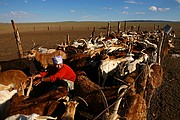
[{"left": 0, "top": 20, "right": 180, "bottom": 120}]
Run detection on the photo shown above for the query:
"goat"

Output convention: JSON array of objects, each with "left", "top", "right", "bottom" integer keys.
[
  {"left": 99, "top": 55, "right": 134, "bottom": 87},
  {"left": 60, "top": 96, "right": 88, "bottom": 120},
  {"left": 6, "top": 86, "right": 68, "bottom": 118},
  {"left": 5, "top": 113, "right": 57, "bottom": 120},
  {"left": 38, "top": 46, "right": 56, "bottom": 54},
  {"left": 74, "top": 72, "right": 130, "bottom": 120},
  {"left": 61, "top": 100, "right": 79, "bottom": 120},
  {"left": 0, "top": 58, "right": 32, "bottom": 76},
  {"left": 27, "top": 49, "right": 67, "bottom": 69},
  {"left": 146, "top": 63, "right": 163, "bottom": 108},
  {"left": 0, "top": 72, "right": 32, "bottom": 120},
  {"left": 0, "top": 70, "right": 29, "bottom": 91}
]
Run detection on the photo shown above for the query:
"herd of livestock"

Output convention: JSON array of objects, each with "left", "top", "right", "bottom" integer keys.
[{"left": 0, "top": 25, "right": 176, "bottom": 120}]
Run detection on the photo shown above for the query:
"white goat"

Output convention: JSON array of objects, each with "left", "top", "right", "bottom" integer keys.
[
  {"left": 99, "top": 56, "right": 134, "bottom": 86},
  {"left": 0, "top": 89, "right": 17, "bottom": 119},
  {"left": 5, "top": 113, "right": 57, "bottom": 120}
]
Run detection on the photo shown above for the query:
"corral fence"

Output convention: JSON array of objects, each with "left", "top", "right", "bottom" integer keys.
[{"left": 0, "top": 21, "right": 170, "bottom": 34}]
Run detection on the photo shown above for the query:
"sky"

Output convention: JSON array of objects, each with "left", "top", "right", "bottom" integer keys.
[{"left": 0, "top": 0, "right": 180, "bottom": 23}]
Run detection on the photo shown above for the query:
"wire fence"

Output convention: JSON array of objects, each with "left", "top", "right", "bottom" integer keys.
[{"left": 0, "top": 21, "right": 168, "bottom": 34}]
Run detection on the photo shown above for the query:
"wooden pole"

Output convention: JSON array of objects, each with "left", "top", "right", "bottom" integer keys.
[
  {"left": 118, "top": 22, "right": 121, "bottom": 33},
  {"left": 11, "top": 20, "right": 24, "bottom": 59},
  {"left": 92, "top": 27, "right": 95, "bottom": 40},
  {"left": 124, "top": 21, "right": 127, "bottom": 32},
  {"left": 137, "top": 24, "right": 140, "bottom": 31},
  {"left": 131, "top": 26, "right": 134, "bottom": 31},
  {"left": 66, "top": 33, "right": 70, "bottom": 46},
  {"left": 107, "top": 22, "right": 110, "bottom": 37},
  {"left": 157, "top": 31, "right": 165, "bottom": 65}
]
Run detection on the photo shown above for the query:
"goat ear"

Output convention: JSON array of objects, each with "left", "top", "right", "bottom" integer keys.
[
  {"left": 63, "top": 101, "right": 67, "bottom": 105},
  {"left": 74, "top": 101, "right": 79, "bottom": 107}
]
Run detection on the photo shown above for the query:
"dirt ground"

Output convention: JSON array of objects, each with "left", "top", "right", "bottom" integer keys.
[
  {"left": 147, "top": 38, "right": 180, "bottom": 120},
  {"left": 0, "top": 22, "right": 180, "bottom": 120}
]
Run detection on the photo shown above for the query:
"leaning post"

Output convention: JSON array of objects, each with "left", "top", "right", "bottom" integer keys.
[{"left": 11, "top": 19, "right": 24, "bottom": 59}]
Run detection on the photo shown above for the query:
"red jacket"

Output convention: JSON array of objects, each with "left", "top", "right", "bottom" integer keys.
[{"left": 40, "top": 64, "right": 76, "bottom": 82}]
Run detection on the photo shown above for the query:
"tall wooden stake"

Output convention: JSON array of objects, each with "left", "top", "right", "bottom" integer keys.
[
  {"left": 107, "top": 22, "right": 110, "bottom": 37},
  {"left": 118, "top": 22, "right": 121, "bottom": 33},
  {"left": 124, "top": 21, "right": 127, "bottom": 32},
  {"left": 66, "top": 33, "right": 70, "bottom": 46},
  {"left": 11, "top": 20, "right": 24, "bottom": 59},
  {"left": 92, "top": 27, "right": 95, "bottom": 40}
]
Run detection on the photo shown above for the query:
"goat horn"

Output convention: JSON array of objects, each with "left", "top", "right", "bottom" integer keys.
[
  {"left": 117, "top": 85, "right": 128, "bottom": 96},
  {"left": 57, "top": 95, "right": 69, "bottom": 102},
  {"left": 37, "top": 116, "right": 57, "bottom": 120},
  {"left": 72, "top": 96, "right": 88, "bottom": 107}
]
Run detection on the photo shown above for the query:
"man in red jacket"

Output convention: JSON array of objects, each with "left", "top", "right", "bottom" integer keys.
[{"left": 32, "top": 56, "right": 76, "bottom": 92}]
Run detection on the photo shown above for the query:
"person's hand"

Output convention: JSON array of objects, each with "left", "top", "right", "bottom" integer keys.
[
  {"left": 33, "top": 79, "right": 41, "bottom": 86},
  {"left": 32, "top": 74, "right": 41, "bottom": 80}
]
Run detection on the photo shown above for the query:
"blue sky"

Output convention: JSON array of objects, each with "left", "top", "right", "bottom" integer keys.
[{"left": 0, "top": 0, "right": 180, "bottom": 23}]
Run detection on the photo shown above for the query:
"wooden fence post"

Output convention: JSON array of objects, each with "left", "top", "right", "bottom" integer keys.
[
  {"left": 137, "top": 24, "right": 140, "bottom": 31},
  {"left": 66, "top": 33, "right": 70, "bottom": 45},
  {"left": 92, "top": 27, "right": 95, "bottom": 40},
  {"left": 107, "top": 22, "right": 110, "bottom": 37},
  {"left": 123, "top": 21, "right": 127, "bottom": 32},
  {"left": 11, "top": 20, "right": 24, "bottom": 59},
  {"left": 131, "top": 26, "right": 134, "bottom": 31},
  {"left": 118, "top": 21, "right": 121, "bottom": 33}
]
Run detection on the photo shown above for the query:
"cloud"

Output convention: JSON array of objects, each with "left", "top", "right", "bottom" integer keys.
[
  {"left": 102, "top": 7, "right": 112, "bottom": 10},
  {"left": 149, "top": 6, "right": 158, "bottom": 11},
  {"left": 119, "top": 11, "right": 128, "bottom": 14},
  {"left": 41, "top": 0, "right": 46, "bottom": 2},
  {"left": 24, "top": 0, "right": 28, "bottom": 3},
  {"left": 82, "top": 15, "right": 91, "bottom": 19},
  {"left": 135, "top": 12, "right": 146, "bottom": 14},
  {"left": 124, "top": 0, "right": 144, "bottom": 4},
  {"left": 10, "top": 11, "right": 31, "bottom": 18},
  {"left": 149, "top": 6, "right": 170, "bottom": 12},
  {"left": 175, "top": 0, "right": 180, "bottom": 3},
  {"left": 158, "top": 8, "right": 170, "bottom": 11},
  {"left": 70, "top": 10, "right": 76, "bottom": 13},
  {"left": 124, "top": 6, "right": 129, "bottom": 9},
  {"left": 0, "top": 11, "right": 33, "bottom": 19}
]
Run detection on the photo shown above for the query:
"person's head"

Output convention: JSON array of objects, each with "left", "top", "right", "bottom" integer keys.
[{"left": 52, "top": 56, "right": 63, "bottom": 69}]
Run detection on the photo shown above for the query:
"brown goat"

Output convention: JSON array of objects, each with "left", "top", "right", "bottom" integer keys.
[
  {"left": 124, "top": 94, "right": 147, "bottom": 120},
  {"left": 0, "top": 70, "right": 29, "bottom": 90},
  {"left": 6, "top": 87, "right": 68, "bottom": 118},
  {"left": 61, "top": 100, "right": 79, "bottom": 120},
  {"left": 27, "top": 49, "right": 67, "bottom": 68},
  {"left": 146, "top": 63, "right": 163, "bottom": 108}
]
